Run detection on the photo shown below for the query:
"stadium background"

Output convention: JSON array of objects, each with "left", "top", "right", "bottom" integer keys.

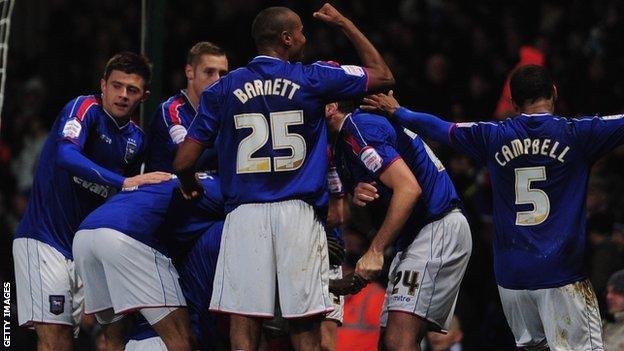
[{"left": 1, "top": 0, "right": 623, "bottom": 349}]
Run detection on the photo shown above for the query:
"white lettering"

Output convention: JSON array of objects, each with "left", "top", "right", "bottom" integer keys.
[
  {"left": 288, "top": 83, "right": 301, "bottom": 99},
  {"left": 272, "top": 78, "right": 282, "bottom": 95},
  {"left": 511, "top": 139, "right": 524, "bottom": 157},
  {"left": 233, "top": 89, "right": 248, "bottom": 103},
  {"left": 558, "top": 146, "right": 570, "bottom": 163},
  {"left": 495, "top": 152, "right": 507, "bottom": 166},
  {"left": 253, "top": 80, "right": 264, "bottom": 96},
  {"left": 244, "top": 82, "right": 256, "bottom": 98},
  {"left": 502, "top": 145, "right": 513, "bottom": 162},
  {"left": 280, "top": 79, "right": 291, "bottom": 97},
  {"left": 541, "top": 139, "right": 551, "bottom": 156}
]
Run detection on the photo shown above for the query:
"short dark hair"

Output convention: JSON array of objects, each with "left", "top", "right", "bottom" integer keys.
[
  {"left": 186, "top": 41, "right": 226, "bottom": 66},
  {"left": 251, "top": 7, "right": 296, "bottom": 49},
  {"left": 103, "top": 52, "right": 152, "bottom": 90},
  {"left": 336, "top": 100, "right": 355, "bottom": 114},
  {"left": 509, "top": 65, "right": 554, "bottom": 108}
]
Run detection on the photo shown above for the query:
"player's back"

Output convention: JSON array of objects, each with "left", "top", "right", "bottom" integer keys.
[
  {"left": 451, "top": 112, "right": 624, "bottom": 289},
  {"left": 335, "top": 111, "right": 460, "bottom": 250},
  {"left": 190, "top": 56, "right": 368, "bottom": 212}
]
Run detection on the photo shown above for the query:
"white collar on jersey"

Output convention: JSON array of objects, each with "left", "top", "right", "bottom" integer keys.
[
  {"left": 521, "top": 112, "right": 551, "bottom": 117},
  {"left": 180, "top": 89, "right": 197, "bottom": 114},
  {"left": 338, "top": 113, "right": 352, "bottom": 132},
  {"left": 252, "top": 55, "right": 289, "bottom": 63},
  {"left": 102, "top": 105, "right": 131, "bottom": 129}
]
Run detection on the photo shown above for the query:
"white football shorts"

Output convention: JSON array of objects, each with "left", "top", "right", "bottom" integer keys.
[
  {"left": 72, "top": 228, "right": 185, "bottom": 316},
  {"left": 380, "top": 209, "right": 472, "bottom": 332},
  {"left": 326, "top": 265, "right": 344, "bottom": 324},
  {"left": 210, "top": 199, "right": 333, "bottom": 318},
  {"left": 499, "top": 279, "right": 603, "bottom": 351},
  {"left": 13, "top": 238, "right": 84, "bottom": 335},
  {"left": 124, "top": 336, "right": 167, "bottom": 351}
]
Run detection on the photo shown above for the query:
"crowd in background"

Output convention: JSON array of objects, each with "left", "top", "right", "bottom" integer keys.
[{"left": 1, "top": 0, "right": 624, "bottom": 349}]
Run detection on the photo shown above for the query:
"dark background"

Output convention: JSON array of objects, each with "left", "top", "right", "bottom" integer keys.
[{"left": 1, "top": 0, "right": 624, "bottom": 349}]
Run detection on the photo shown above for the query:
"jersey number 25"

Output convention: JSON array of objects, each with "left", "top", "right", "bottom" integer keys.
[{"left": 235, "top": 110, "right": 306, "bottom": 174}]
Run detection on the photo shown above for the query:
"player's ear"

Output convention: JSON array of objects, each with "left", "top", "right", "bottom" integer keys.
[
  {"left": 185, "top": 64, "right": 194, "bottom": 81},
  {"left": 510, "top": 97, "right": 520, "bottom": 113},
  {"left": 325, "top": 102, "right": 337, "bottom": 117},
  {"left": 100, "top": 78, "right": 107, "bottom": 94},
  {"left": 141, "top": 90, "right": 151, "bottom": 103},
  {"left": 552, "top": 84, "right": 558, "bottom": 101},
  {"left": 281, "top": 30, "right": 292, "bottom": 47}
]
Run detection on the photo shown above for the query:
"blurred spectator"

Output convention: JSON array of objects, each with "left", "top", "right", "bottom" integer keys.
[{"left": 603, "top": 269, "right": 624, "bottom": 350}]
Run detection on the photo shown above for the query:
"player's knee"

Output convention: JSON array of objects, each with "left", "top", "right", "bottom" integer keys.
[
  {"left": 36, "top": 324, "right": 73, "bottom": 351},
  {"left": 384, "top": 329, "right": 419, "bottom": 351}
]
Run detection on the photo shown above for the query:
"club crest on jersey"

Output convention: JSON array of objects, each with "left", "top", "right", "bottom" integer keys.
[
  {"left": 49, "top": 295, "right": 65, "bottom": 315},
  {"left": 360, "top": 146, "right": 383, "bottom": 173},
  {"left": 62, "top": 118, "right": 82, "bottom": 139},
  {"left": 124, "top": 138, "right": 138, "bottom": 163}
]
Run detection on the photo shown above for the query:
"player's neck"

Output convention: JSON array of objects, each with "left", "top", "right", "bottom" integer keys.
[
  {"left": 327, "top": 113, "right": 348, "bottom": 136},
  {"left": 257, "top": 48, "right": 289, "bottom": 61},
  {"left": 521, "top": 99, "right": 555, "bottom": 115},
  {"left": 183, "top": 88, "right": 199, "bottom": 111}
]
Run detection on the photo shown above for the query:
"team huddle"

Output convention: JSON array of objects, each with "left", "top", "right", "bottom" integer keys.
[{"left": 12, "top": 3, "right": 624, "bottom": 351}]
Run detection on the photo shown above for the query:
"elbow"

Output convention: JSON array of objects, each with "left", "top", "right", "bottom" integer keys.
[{"left": 403, "top": 183, "right": 422, "bottom": 204}]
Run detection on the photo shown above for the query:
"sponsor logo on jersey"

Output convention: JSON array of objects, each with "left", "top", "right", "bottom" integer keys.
[
  {"left": 99, "top": 133, "right": 112, "bottom": 144},
  {"left": 169, "top": 124, "right": 188, "bottom": 144},
  {"left": 602, "top": 114, "right": 624, "bottom": 120},
  {"left": 360, "top": 146, "right": 383, "bottom": 173},
  {"left": 62, "top": 119, "right": 82, "bottom": 139},
  {"left": 49, "top": 295, "right": 65, "bottom": 315},
  {"left": 73, "top": 176, "right": 112, "bottom": 198},
  {"left": 327, "top": 167, "right": 344, "bottom": 195},
  {"left": 124, "top": 138, "right": 138, "bottom": 163},
  {"left": 341, "top": 65, "right": 365, "bottom": 77}
]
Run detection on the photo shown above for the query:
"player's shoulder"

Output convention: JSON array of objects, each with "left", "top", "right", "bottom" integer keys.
[
  {"left": 128, "top": 120, "right": 146, "bottom": 136},
  {"left": 158, "top": 92, "right": 189, "bottom": 125},
  {"left": 64, "top": 94, "right": 103, "bottom": 121},
  {"left": 342, "top": 110, "right": 394, "bottom": 145},
  {"left": 350, "top": 110, "right": 394, "bottom": 132}
]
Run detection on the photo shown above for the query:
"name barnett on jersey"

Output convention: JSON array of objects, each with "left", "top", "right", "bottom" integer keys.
[
  {"left": 494, "top": 137, "right": 571, "bottom": 166},
  {"left": 233, "top": 78, "right": 301, "bottom": 104}
]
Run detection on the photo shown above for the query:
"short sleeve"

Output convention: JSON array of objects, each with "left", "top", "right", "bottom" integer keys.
[
  {"left": 449, "top": 122, "right": 497, "bottom": 164},
  {"left": 342, "top": 118, "right": 401, "bottom": 178},
  {"left": 304, "top": 61, "right": 368, "bottom": 101},
  {"left": 187, "top": 83, "right": 221, "bottom": 147},
  {"left": 57, "top": 96, "right": 100, "bottom": 149},
  {"left": 571, "top": 114, "right": 624, "bottom": 163},
  {"left": 161, "top": 97, "right": 189, "bottom": 145}
]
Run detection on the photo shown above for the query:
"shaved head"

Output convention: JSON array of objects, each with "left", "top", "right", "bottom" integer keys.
[{"left": 252, "top": 7, "right": 301, "bottom": 50}]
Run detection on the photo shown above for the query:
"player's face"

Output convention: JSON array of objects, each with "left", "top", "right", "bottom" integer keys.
[
  {"left": 187, "top": 54, "right": 228, "bottom": 98},
  {"left": 606, "top": 285, "right": 624, "bottom": 314},
  {"left": 288, "top": 16, "right": 306, "bottom": 61},
  {"left": 100, "top": 70, "right": 148, "bottom": 119}
]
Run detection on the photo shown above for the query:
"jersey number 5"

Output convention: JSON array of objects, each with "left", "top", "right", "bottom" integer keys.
[
  {"left": 235, "top": 110, "right": 306, "bottom": 174},
  {"left": 514, "top": 166, "right": 550, "bottom": 226}
]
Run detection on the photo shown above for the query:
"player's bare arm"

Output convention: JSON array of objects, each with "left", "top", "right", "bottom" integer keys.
[
  {"left": 313, "top": 3, "right": 394, "bottom": 90},
  {"left": 355, "top": 159, "right": 421, "bottom": 280},
  {"left": 122, "top": 172, "right": 172, "bottom": 189},
  {"left": 173, "top": 139, "right": 205, "bottom": 199}
]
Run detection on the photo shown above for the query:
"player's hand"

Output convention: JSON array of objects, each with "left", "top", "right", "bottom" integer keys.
[
  {"left": 179, "top": 174, "right": 204, "bottom": 200},
  {"left": 355, "top": 248, "right": 384, "bottom": 280},
  {"left": 123, "top": 171, "right": 172, "bottom": 189},
  {"left": 329, "top": 273, "right": 368, "bottom": 296},
  {"left": 360, "top": 90, "right": 400, "bottom": 117},
  {"left": 326, "top": 232, "right": 346, "bottom": 266},
  {"left": 313, "top": 3, "right": 350, "bottom": 28},
  {"left": 353, "top": 181, "right": 379, "bottom": 207}
]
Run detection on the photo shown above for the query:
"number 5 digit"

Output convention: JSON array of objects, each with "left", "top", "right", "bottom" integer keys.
[{"left": 515, "top": 166, "right": 550, "bottom": 226}]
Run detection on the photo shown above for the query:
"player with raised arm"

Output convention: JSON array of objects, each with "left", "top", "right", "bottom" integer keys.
[
  {"left": 145, "top": 41, "right": 228, "bottom": 173},
  {"left": 173, "top": 3, "right": 394, "bottom": 350},
  {"left": 360, "top": 65, "right": 615, "bottom": 350},
  {"left": 325, "top": 101, "right": 472, "bottom": 351},
  {"left": 73, "top": 175, "right": 224, "bottom": 351},
  {"left": 12, "top": 52, "right": 170, "bottom": 351}
]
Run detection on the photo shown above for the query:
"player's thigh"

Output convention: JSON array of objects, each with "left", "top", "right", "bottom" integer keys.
[
  {"left": 538, "top": 279, "right": 603, "bottom": 351},
  {"left": 273, "top": 200, "right": 332, "bottom": 318},
  {"left": 380, "top": 252, "right": 402, "bottom": 329},
  {"left": 385, "top": 210, "right": 471, "bottom": 332},
  {"left": 73, "top": 229, "right": 111, "bottom": 315},
  {"left": 124, "top": 336, "right": 168, "bottom": 351},
  {"left": 498, "top": 286, "right": 547, "bottom": 349},
  {"left": 94, "top": 228, "right": 186, "bottom": 313},
  {"left": 34, "top": 323, "right": 73, "bottom": 350},
  {"left": 383, "top": 311, "right": 428, "bottom": 350},
  {"left": 209, "top": 204, "right": 275, "bottom": 316},
  {"left": 13, "top": 238, "right": 80, "bottom": 329},
  {"left": 320, "top": 319, "right": 338, "bottom": 351}
]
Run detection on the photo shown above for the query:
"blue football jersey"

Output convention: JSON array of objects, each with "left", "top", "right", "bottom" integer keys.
[
  {"left": 145, "top": 90, "right": 218, "bottom": 173},
  {"left": 187, "top": 56, "right": 369, "bottom": 212},
  {"left": 450, "top": 112, "right": 624, "bottom": 289},
  {"left": 333, "top": 110, "right": 460, "bottom": 250},
  {"left": 15, "top": 95, "right": 146, "bottom": 259},
  {"left": 78, "top": 175, "right": 224, "bottom": 257},
  {"left": 127, "top": 222, "right": 224, "bottom": 349}
]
